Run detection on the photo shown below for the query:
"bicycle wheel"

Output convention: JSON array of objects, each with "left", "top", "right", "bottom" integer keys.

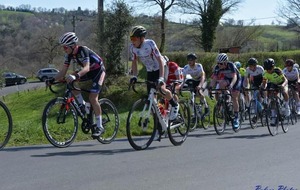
[
  {"left": 126, "top": 98, "right": 157, "bottom": 150},
  {"left": 288, "top": 98, "right": 297, "bottom": 125},
  {"left": 266, "top": 100, "right": 279, "bottom": 136},
  {"left": 189, "top": 103, "right": 198, "bottom": 131},
  {"left": 213, "top": 101, "right": 226, "bottom": 135},
  {"left": 281, "top": 102, "right": 289, "bottom": 133},
  {"left": 42, "top": 98, "right": 78, "bottom": 148},
  {"left": 238, "top": 94, "right": 246, "bottom": 123},
  {"left": 168, "top": 100, "right": 190, "bottom": 146},
  {"left": 248, "top": 100, "right": 258, "bottom": 129},
  {"left": 0, "top": 101, "right": 13, "bottom": 150},
  {"left": 200, "top": 104, "right": 210, "bottom": 129},
  {"left": 96, "top": 98, "right": 120, "bottom": 144}
]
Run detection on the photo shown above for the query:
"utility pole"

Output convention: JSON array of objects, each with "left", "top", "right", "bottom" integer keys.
[{"left": 98, "top": 0, "right": 104, "bottom": 56}]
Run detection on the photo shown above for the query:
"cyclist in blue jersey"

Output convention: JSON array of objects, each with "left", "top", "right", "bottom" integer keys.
[{"left": 48, "top": 32, "right": 106, "bottom": 137}]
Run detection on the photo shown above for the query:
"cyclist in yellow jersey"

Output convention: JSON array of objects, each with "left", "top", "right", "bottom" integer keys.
[{"left": 261, "top": 58, "right": 290, "bottom": 125}]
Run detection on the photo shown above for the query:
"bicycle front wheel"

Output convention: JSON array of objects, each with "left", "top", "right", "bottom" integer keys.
[
  {"left": 249, "top": 100, "right": 258, "bottom": 129},
  {"left": 213, "top": 102, "right": 226, "bottom": 135},
  {"left": 266, "top": 100, "right": 279, "bottom": 136},
  {"left": 189, "top": 103, "right": 198, "bottom": 131},
  {"left": 42, "top": 98, "right": 78, "bottom": 148},
  {"left": 0, "top": 101, "right": 13, "bottom": 150},
  {"left": 200, "top": 104, "right": 211, "bottom": 130},
  {"left": 126, "top": 98, "right": 157, "bottom": 150},
  {"left": 96, "top": 98, "right": 120, "bottom": 144},
  {"left": 168, "top": 100, "right": 190, "bottom": 146}
]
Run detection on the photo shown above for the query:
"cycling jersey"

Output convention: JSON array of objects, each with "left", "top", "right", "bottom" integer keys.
[
  {"left": 245, "top": 65, "right": 264, "bottom": 87},
  {"left": 166, "top": 61, "right": 182, "bottom": 85},
  {"left": 64, "top": 46, "right": 103, "bottom": 71},
  {"left": 212, "top": 62, "right": 241, "bottom": 90},
  {"left": 182, "top": 63, "right": 204, "bottom": 81},
  {"left": 130, "top": 39, "right": 162, "bottom": 72},
  {"left": 239, "top": 68, "right": 246, "bottom": 77},
  {"left": 263, "top": 67, "right": 285, "bottom": 85},
  {"left": 282, "top": 67, "right": 299, "bottom": 81}
]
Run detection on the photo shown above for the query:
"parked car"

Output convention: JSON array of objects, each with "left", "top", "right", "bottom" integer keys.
[
  {"left": 36, "top": 68, "right": 59, "bottom": 82},
  {"left": 2, "top": 72, "right": 27, "bottom": 86}
]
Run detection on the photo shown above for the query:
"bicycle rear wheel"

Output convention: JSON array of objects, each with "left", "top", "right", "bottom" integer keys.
[
  {"left": 200, "top": 104, "right": 210, "bottom": 129},
  {"left": 213, "top": 102, "right": 226, "bottom": 135},
  {"left": 189, "top": 103, "right": 198, "bottom": 131},
  {"left": 42, "top": 98, "right": 78, "bottom": 148},
  {"left": 126, "top": 98, "right": 157, "bottom": 150},
  {"left": 0, "top": 101, "right": 13, "bottom": 150},
  {"left": 168, "top": 100, "right": 190, "bottom": 146},
  {"left": 249, "top": 100, "right": 258, "bottom": 129},
  {"left": 96, "top": 98, "right": 120, "bottom": 144},
  {"left": 288, "top": 98, "right": 297, "bottom": 125}
]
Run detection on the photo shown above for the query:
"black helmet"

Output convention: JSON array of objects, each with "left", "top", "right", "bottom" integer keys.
[
  {"left": 130, "top": 25, "right": 147, "bottom": 37},
  {"left": 187, "top": 53, "right": 197, "bottom": 61},
  {"left": 263, "top": 58, "right": 275, "bottom": 70},
  {"left": 285, "top": 59, "right": 295, "bottom": 67},
  {"left": 247, "top": 57, "right": 258, "bottom": 66}
]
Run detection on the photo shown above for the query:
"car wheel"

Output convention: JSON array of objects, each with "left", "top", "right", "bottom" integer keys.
[
  {"left": 20, "top": 79, "right": 26, "bottom": 84},
  {"left": 41, "top": 76, "right": 48, "bottom": 82}
]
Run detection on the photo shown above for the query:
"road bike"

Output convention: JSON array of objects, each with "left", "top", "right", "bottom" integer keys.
[
  {"left": 42, "top": 81, "right": 119, "bottom": 148},
  {"left": 288, "top": 84, "right": 298, "bottom": 124},
  {"left": 264, "top": 87, "right": 290, "bottom": 136},
  {"left": 0, "top": 100, "right": 13, "bottom": 150},
  {"left": 210, "top": 88, "right": 241, "bottom": 135},
  {"left": 182, "top": 79, "right": 210, "bottom": 131},
  {"left": 126, "top": 81, "right": 190, "bottom": 150}
]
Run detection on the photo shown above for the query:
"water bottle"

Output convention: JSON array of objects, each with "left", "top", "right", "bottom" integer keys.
[{"left": 85, "top": 102, "right": 91, "bottom": 114}]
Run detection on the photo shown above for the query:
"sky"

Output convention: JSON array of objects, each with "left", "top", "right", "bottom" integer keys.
[{"left": 0, "top": 0, "right": 282, "bottom": 25}]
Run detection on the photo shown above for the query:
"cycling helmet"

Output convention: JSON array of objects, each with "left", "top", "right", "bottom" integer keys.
[
  {"left": 59, "top": 32, "right": 78, "bottom": 46},
  {"left": 130, "top": 25, "right": 147, "bottom": 37},
  {"left": 263, "top": 58, "right": 275, "bottom": 70},
  {"left": 216, "top": 53, "right": 228, "bottom": 63},
  {"left": 234, "top": 61, "right": 241, "bottom": 69},
  {"left": 187, "top": 53, "right": 197, "bottom": 61},
  {"left": 163, "top": 55, "right": 169, "bottom": 63},
  {"left": 247, "top": 57, "right": 258, "bottom": 66},
  {"left": 294, "top": 63, "right": 299, "bottom": 69},
  {"left": 285, "top": 59, "right": 295, "bottom": 67}
]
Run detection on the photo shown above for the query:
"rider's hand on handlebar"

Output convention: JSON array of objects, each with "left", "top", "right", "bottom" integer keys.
[
  {"left": 66, "top": 74, "right": 76, "bottom": 83},
  {"left": 157, "top": 77, "right": 165, "bottom": 86}
]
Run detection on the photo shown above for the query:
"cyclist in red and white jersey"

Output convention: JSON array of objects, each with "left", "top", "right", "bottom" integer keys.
[
  {"left": 49, "top": 32, "right": 106, "bottom": 137},
  {"left": 181, "top": 53, "right": 209, "bottom": 115},
  {"left": 129, "top": 26, "right": 179, "bottom": 120},
  {"left": 282, "top": 59, "right": 300, "bottom": 114}
]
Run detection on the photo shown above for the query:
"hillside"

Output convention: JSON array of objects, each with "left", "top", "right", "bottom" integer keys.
[{"left": 0, "top": 10, "right": 299, "bottom": 77}]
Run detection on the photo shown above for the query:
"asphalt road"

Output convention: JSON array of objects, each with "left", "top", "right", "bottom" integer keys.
[
  {"left": 1, "top": 119, "right": 299, "bottom": 190},
  {"left": 0, "top": 81, "right": 45, "bottom": 96}
]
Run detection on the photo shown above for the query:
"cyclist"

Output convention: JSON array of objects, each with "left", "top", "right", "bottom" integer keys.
[
  {"left": 181, "top": 53, "right": 209, "bottom": 115},
  {"left": 282, "top": 59, "right": 300, "bottom": 115},
  {"left": 243, "top": 57, "right": 264, "bottom": 111},
  {"left": 208, "top": 53, "right": 241, "bottom": 129},
  {"left": 47, "top": 32, "right": 106, "bottom": 137},
  {"left": 129, "top": 25, "right": 179, "bottom": 120},
  {"left": 235, "top": 61, "right": 246, "bottom": 85},
  {"left": 261, "top": 58, "right": 290, "bottom": 126},
  {"left": 163, "top": 55, "right": 183, "bottom": 100}
]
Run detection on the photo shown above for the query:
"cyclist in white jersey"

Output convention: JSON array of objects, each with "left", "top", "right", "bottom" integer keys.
[
  {"left": 129, "top": 25, "right": 179, "bottom": 120},
  {"left": 243, "top": 58, "right": 264, "bottom": 110},
  {"left": 181, "top": 53, "right": 209, "bottom": 115},
  {"left": 282, "top": 59, "right": 300, "bottom": 114}
]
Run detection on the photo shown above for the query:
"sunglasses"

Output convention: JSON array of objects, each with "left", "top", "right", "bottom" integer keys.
[
  {"left": 130, "top": 36, "right": 139, "bottom": 42},
  {"left": 218, "top": 62, "right": 225, "bottom": 65}
]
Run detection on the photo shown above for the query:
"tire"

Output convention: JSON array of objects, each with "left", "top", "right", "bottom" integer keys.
[
  {"left": 266, "top": 100, "right": 279, "bottom": 136},
  {"left": 41, "top": 76, "right": 48, "bottom": 82},
  {"left": 96, "top": 98, "right": 120, "bottom": 144},
  {"left": 168, "top": 100, "right": 190, "bottom": 146},
  {"left": 189, "top": 103, "right": 198, "bottom": 131},
  {"left": 0, "top": 101, "right": 13, "bottom": 150},
  {"left": 281, "top": 101, "right": 289, "bottom": 133},
  {"left": 42, "top": 98, "right": 78, "bottom": 148},
  {"left": 201, "top": 104, "right": 210, "bottom": 130},
  {"left": 288, "top": 98, "right": 297, "bottom": 125},
  {"left": 213, "top": 102, "right": 226, "bottom": 135},
  {"left": 248, "top": 100, "right": 258, "bottom": 129},
  {"left": 126, "top": 98, "right": 157, "bottom": 150}
]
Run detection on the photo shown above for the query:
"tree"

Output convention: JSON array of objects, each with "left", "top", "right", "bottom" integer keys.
[
  {"left": 103, "top": 0, "right": 133, "bottom": 75},
  {"left": 277, "top": 0, "right": 300, "bottom": 28},
  {"left": 130, "top": 0, "right": 179, "bottom": 53},
  {"left": 180, "top": 0, "right": 242, "bottom": 52}
]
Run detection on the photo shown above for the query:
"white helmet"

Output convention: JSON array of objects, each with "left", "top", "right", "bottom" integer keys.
[
  {"left": 216, "top": 53, "right": 228, "bottom": 63},
  {"left": 59, "top": 32, "right": 78, "bottom": 46},
  {"left": 294, "top": 63, "right": 299, "bottom": 69},
  {"left": 163, "top": 55, "right": 169, "bottom": 62}
]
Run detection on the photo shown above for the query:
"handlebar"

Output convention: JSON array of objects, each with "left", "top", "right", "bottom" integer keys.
[{"left": 46, "top": 80, "right": 90, "bottom": 94}]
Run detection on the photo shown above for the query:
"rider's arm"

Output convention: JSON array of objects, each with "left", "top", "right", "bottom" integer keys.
[
  {"left": 199, "top": 71, "right": 206, "bottom": 89},
  {"left": 99, "top": 70, "right": 106, "bottom": 86},
  {"left": 229, "top": 73, "right": 237, "bottom": 88},
  {"left": 156, "top": 55, "right": 164, "bottom": 79},
  {"left": 131, "top": 57, "right": 138, "bottom": 77},
  {"left": 54, "top": 64, "right": 68, "bottom": 81}
]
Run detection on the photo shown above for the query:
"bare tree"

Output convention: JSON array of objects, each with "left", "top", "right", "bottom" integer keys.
[
  {"left": 131, "top": 0, "right": 179, "bottom": 53},
  {"left": 277, "top": 0, "right": 300, "bottom": 27},
  {"left": 180, "top": 0, "right": 242, "bottom": 52}
]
